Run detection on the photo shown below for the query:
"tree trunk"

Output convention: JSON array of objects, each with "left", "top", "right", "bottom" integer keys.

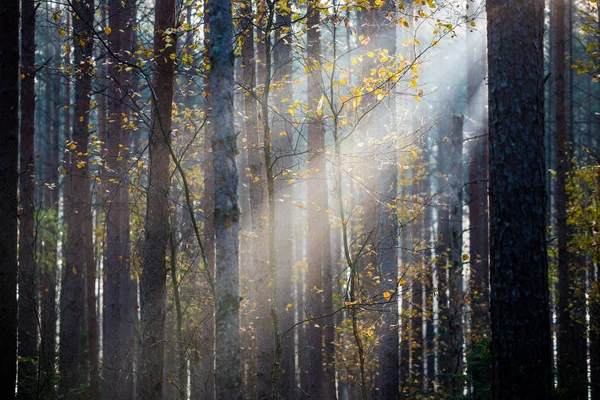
[
  {"left": 0, "top": 0, "right": 20, "bottom": 395},
  {"left": 137, "top": 0, "right": 176, "bottom": 395},
  {"left": 18, "top": 0, "right": 38, "bottom": 395},
  {"left": 273, "top": 11, "right": 297, "bottom": 398},
  {"left": 60, "top": 1, "right": 94, "bottom": 394},
  {"left": 208, "top": 1, "right": 242, "bottom": 398},
  {"left": 487, "top": 0, "right": 552, "bottom": 395},
  {"left": 39, "top": 46, "right": 61, "bottom": 396},
  {"left": 306, "top": 3, "right": 326, "bottom": 396},
  {"left": 554, "top": 0, "right": 588, "bottom": 395},
  {"left": 436, "top": 108, "right": 452, "bottom": 393},
  {"left": 377, "top": 100, "right": 399, "bottom": 399},
  {"left": 104, "top": 0, "right": 136, "bottom": 396},
  {"left": 447, "top": 114, "right": 464, "bottom": 396}
]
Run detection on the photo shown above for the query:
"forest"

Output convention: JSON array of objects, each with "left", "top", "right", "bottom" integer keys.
[{"left": 0, "top": 0, "right": 598, "bottom": 398}]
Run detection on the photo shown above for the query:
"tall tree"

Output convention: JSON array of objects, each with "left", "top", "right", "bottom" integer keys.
[
  {"left": 60, "top": 0, "right": 94, "bottom": 394},
  {"left": 208, "top": 0, "right": 242, "bottom": 397},
  {"left": 0, "top": 0, "right": 20, "bottom": 395},
  {"left": 273, "top": 9, "right": 297, "bottom": 397},
  {"left": 447, "top": 114, "right": 464, "bottom": 396},
  {"left": 487, "top": 0, "right": 552, "bottom": 396},
  {"left": 104, "top": 0, "right": 136, "bottom": 396},
  {"left": 137, "top": 0, "right": 177, "bottom": 395},
  {"left": 376, "top": 2, "right": 399, "bottom": 397},
  {"left": 39, "top": 44, "right": 61, "bottom": 396},
  {"left": 306, "top": 2, "right": 326, "bottom": 396},
  {"left": 554, "top": 0, "right": 587, "bottom": 394},
  {"left": 244, "top": 2, "right": 272, "bottom": 396},
  {"left": 18, "top": 0, "right": 38, "bottom": 396}
]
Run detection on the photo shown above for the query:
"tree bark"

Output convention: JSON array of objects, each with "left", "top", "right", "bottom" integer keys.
[
  {"left": 137, "top": 0, "right": 176, "bottom": 395},
  {"left": 554, "top": 0, "right": 588, "bottom": 394},
  {"left": 0, "top": 0, "right": 20, "bottom": 395},
  {"left": 104, "top": 0, "right": 136, "bottom": 396},
  {"left": 60, "top": 0, "right": 94, "bottom": 394},
  {"left": 18, "top": 0, "right": 38, "bottom": 395},
  {"left": 306, "top": 3, "right": 326, "bottom": 396},
  {"left": 447, "top": 114, "right": 464, "bottom": 396},
  {"left": 487, "top": 0, "right": 552, "bottom": 395},
  {"left": 208, "top": 0, "right": 242, "bottom": 398}
]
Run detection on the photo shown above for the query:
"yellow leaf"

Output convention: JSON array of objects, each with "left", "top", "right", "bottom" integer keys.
[
  {"left": 104, "top": 27, "right": 112, "bottom": 35},
  {"left": 279, "top": 131, "right": 287, "bottom": 136},
  {"left": 414, "top": 96, "right": 421, "bottom": 102},
  {"left": 325, "top": 209, "right": 334, "bottom": 215},
  {"left": 58, "top": 29, "right": 66, "bottom": 37},
  {"left": 367, "top": 51, "right": 374, "bottom": 58},
  {"left": 470, "top": 20, "right": 476, "bottom": 27},
  {"left": 169, "top": 53, "right": 176, "bottom": 60},
  {"left": 462, "top": 253, "right": 470, "bottom": 261},
  {"left": 383, "top": 290, "right": 392, "bottom": 301}
]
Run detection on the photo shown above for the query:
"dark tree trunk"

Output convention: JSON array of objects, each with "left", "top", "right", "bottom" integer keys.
[
  {"left": 487, "top": 0, "right": 553, "bottom": 395},
  {"left": 104, "top": 0, "right": 136, "bottom": 396},
  {"left": 208, "top": 0, "right": 242, "bottom": 398},
  {"left": 60, "top": 1, "right": 94, "bottom": 394},
  {"left": 244, "top": 4, "right": 272, "bottom": 397},
  {"left": 137, "top": 0, "right": 176, "bottom": 395},
  {"left": 39, "top": 47, "right": 61, "bottom": 396},
  {"left": 273, "top": 11, "right": 297, "bottom": 399},
  {"left": 435, "top": 109, "right": 452, "bottom": 392},
  {"left": 554, "top": 0, "right": 587, "bottom": 395},
  {"left": 199, "top": 3, "right": 215, "bottom": 396},
  {"left": 0, "top": 0, "right": 20, "bottom": 395},
  {"left": 18, "top": 0, "right": 38, "bottom": 396},
  {"left": 447, "top": 114, "right": 464, "bottom": 397},
  {"left": 306, "top": 3, "right": 326, "bottom": 396}
]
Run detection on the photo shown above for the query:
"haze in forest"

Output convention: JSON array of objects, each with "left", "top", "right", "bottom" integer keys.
[{"left": 0, "top": 0, "right": 598, "bottom": 399}]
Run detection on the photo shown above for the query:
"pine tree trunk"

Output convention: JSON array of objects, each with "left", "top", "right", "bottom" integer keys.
[
  {"left": 208, "top": 1, "right": 242, "bottom": 397},
  {"left": 60, "top": 1, "right": 94, "bottom": 394},
  {"left": 447, "top": 114, "right": 464, "bottom": 396},
  {"left": 17, "top": 0, "right": 38, "bottom": 395},
  {"left": 306, "top": 3, "right": 325, "bottom": 396},
  {"left": 137, "top": 0, "right": 176, "bottom": 395},
  {"left": 104, "top": 0, "right": 136, "bottom": 395},
  {"left": 39, "top": 48, "right": 60, "bottom": 396},
  {"left": 487, "top": 0, "right": 552, "bottom": 394},
  {"left": 0, "top": 0, "right": 20, "bottom": 395},
  {"left": 272, "top": 12, "right": 297, "bottom": 398},
  {"left": 377, "top": 96, "right": 399, "bottom": 399}
]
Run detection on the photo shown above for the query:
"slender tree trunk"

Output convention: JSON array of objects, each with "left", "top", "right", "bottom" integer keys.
[
  {"left": 273, "top": 11, "right": 297, "bottom": 398},
  {"left": 447, "top": 114, "right": 464, "bottom": 396},
  {"left": 104, "top": 0, "right": 136, "bottom": 396},
  {"left": 60, "top": 1, "right": 94, "bottom": 394},
  {"left": 208, "top": 1, "right": 242, "bottom": 398},
  {"left": 0, "top": 0, "right": 20, "bottom": 395},
  {"left": 487, "top": 0, "right": 552, "bottom": 395},
  {"left": 243, "top": 3, "right": 272, "bottom": 397},
  {"left": 199, "top": 4, "right": 216, "bottom": 395},
  {"left": 554, "top": 0, "right": 587, "bottom": 394},
  {"left": 377, "top": 87, "right": 399, "bottom": 400},
  {"left": 306, "top": 4, "right": 326, "bottom": 396},
  {"left": 137, "top": 0, "right": 176, "bottom": 395},
  {"left": 39, "top": 47, "right": 61, "bottom": 396},
  {"left": 466, "top": 10, "right": 491, "bottom": 398},
  {"left": 436, "top": 109, "right": 452, "bottom": 393},
  {"left": 18, "top": 0, "right": 38, "bottom": 396}
]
